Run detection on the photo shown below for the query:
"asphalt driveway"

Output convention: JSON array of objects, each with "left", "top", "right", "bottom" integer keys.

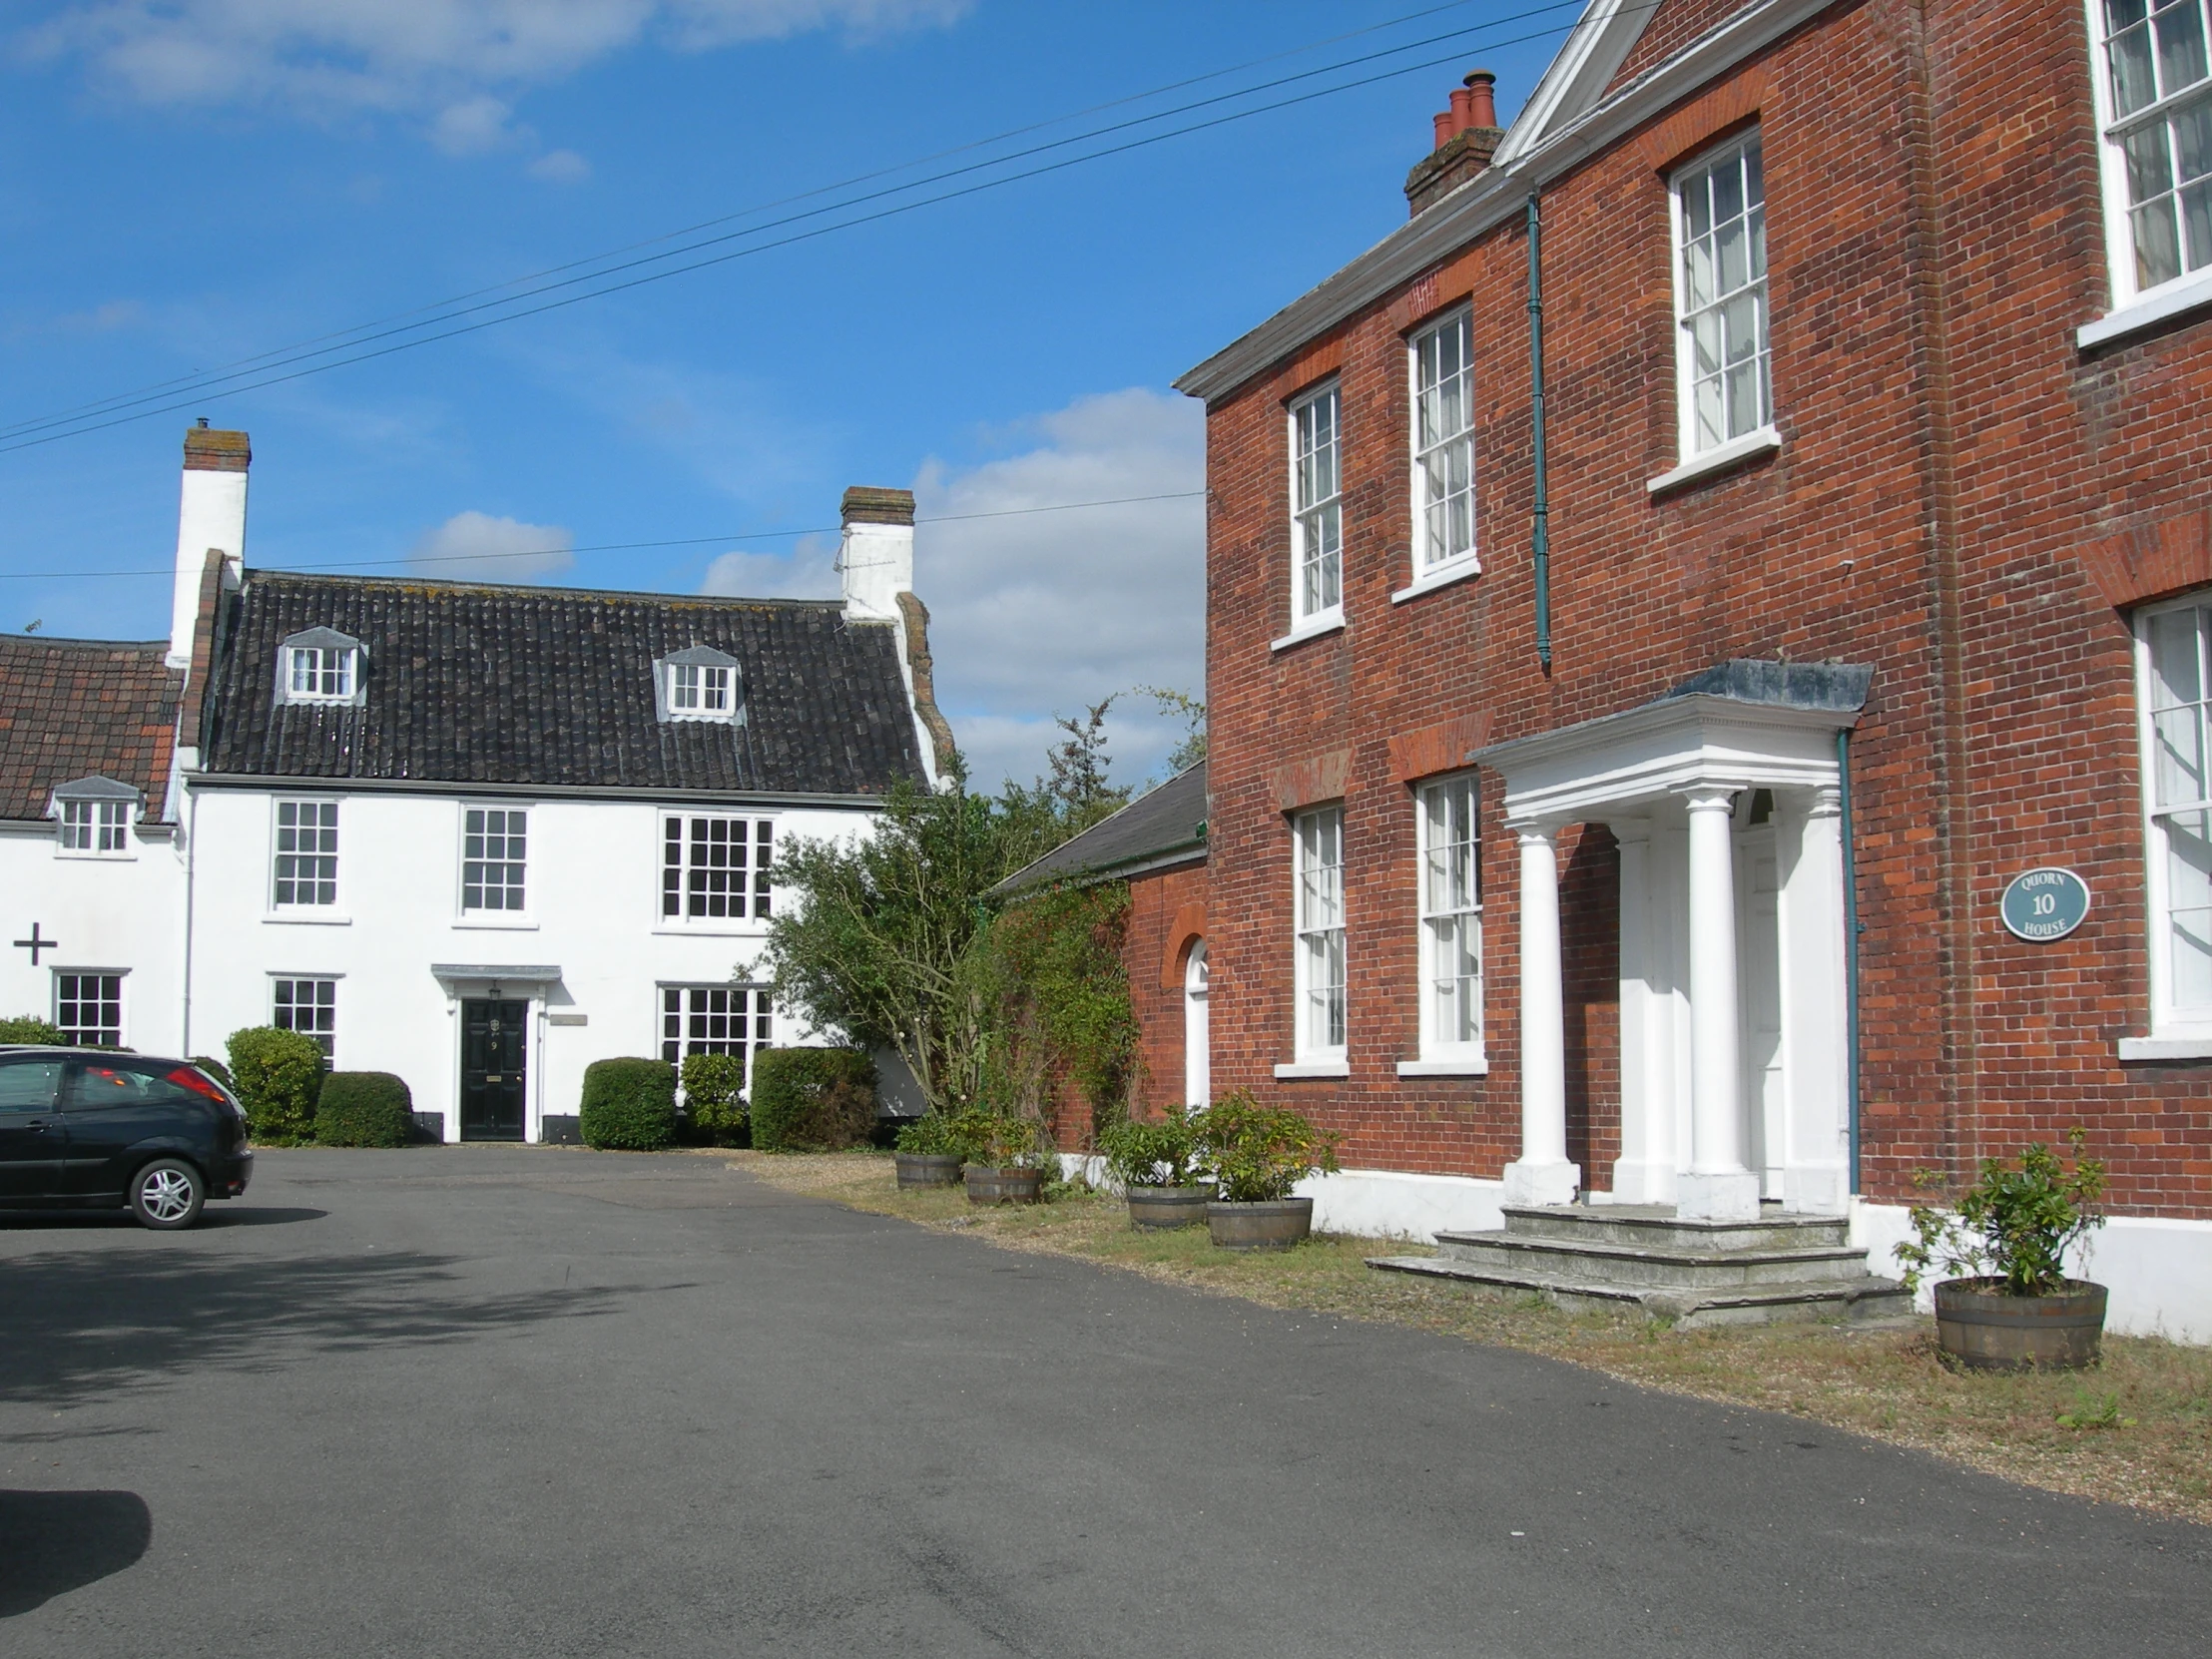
[{"left": 2, "top": 1148, "right": 2205, "bottom": 1657}]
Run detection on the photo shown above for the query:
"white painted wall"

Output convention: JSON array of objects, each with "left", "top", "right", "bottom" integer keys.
[
  {"left": 0, "top": 823, "right": 186, "bottom": 1053},
  {"left": 170, "top": 467, "right": 247, "bottom": 669},
  {"left": 181, "top": 786, "right": 870, "bottom": 1140}
]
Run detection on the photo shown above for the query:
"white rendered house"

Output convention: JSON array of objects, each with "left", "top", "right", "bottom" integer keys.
[{"left": 2, "top": 430, "right": 952, "bottom": 1143}]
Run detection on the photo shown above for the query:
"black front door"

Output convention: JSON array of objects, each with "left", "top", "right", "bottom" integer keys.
[{"left": 460, "top": 999, "right": 527, "bottom": 1141}]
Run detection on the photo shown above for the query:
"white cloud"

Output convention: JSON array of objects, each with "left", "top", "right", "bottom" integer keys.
[
  {"left": 700, "top": 533, "right": 838, "bottom": 599},
  {"left": 906, "top": 387, "right": 1206, "bottom": 794},
  {"left": 527, "top": 147, "right": 592, "bottom": 183},
  {"left": 410, "top": 509, "right": 575, "bottom": 581},
  {"left": 22, "top": 1, "right": 971, "bottom": 139}
]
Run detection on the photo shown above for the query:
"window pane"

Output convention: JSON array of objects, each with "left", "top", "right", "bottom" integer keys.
[
  {"left": 2167, "top": 809, "right": 2212, "bottom": 1008},
  {"left": 56, "top": 974, "right": 123, "bottom": 1046},
  {"left": 2156, "top": 0, "right": 2209, "bottom": 92},
  {"left": 2109, "top": 11, "right": 2158, "bottom": 115}
]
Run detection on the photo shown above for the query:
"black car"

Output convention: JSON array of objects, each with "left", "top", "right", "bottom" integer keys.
[{"left": 0, "top": 1048, "right": 254, "bottom": 1229}]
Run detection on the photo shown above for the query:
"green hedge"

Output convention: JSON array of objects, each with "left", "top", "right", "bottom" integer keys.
[
  {"left": 316, "top": 1072, "right": 413, "bottom": 1148},
  {"left": 227, "top": 1026, "right": 327, "bottom": 1146},
  {"left": 681, "top": 1051, "right": 749, "bottom": 1147},
  {"left": 750, "top": 1047, "right": 876, "bottom": 1153},
  {"left": 0, "top": 1015, "right": 65, "bottom": 1044},
  {"left": 580, "top": 1058, "right": 678, "bottom": 1151}
]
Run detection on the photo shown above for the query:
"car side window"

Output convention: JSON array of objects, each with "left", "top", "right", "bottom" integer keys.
[
  {"left": 0, "top": 1059, "right": 63, "bottom": 1111},
  {"left": 66, "top": 1061, "right": 204, "bottom": 1111}
]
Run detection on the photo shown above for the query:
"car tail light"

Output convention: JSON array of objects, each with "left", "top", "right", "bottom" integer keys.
[{"left": 170, "top": 1066, "right": 230, "bottom": 1103}]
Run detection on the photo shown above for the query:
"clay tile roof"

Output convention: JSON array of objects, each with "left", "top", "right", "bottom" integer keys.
[
  {"left": 0, "top": 636, "right": 182, "bottom": 822},
  {"left": 200, "top": 570, "right": 929, "bottom": 798}
]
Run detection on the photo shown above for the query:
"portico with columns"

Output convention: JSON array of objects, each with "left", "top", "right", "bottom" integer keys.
[{"left": 1476, "top": 664, "right": 1870, "bottom": 1224}]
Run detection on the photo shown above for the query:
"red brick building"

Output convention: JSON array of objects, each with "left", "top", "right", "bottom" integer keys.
[{"left": 1170, "top": 0, "right": 2212, "bottom": 1335}]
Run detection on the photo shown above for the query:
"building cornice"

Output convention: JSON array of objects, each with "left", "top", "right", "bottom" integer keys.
[
  {"left": 1173, "top": 0, "right": 1840, "bottom": 404},
  {"left": 182, "top": 772, "right": 888, "bottom": 811}
]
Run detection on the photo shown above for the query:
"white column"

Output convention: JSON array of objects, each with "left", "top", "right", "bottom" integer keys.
[
  {"left": 1679, "top": 786, "right": 1760, "bottom": 1222},
  {"left": 1611, "top": 817, "right": 1674, "bottom": 1203},
  {"left": 1503, "top": 820, "right": 1580, "bottom": 1206},
  {"left": 1780, "top": 786, "right": 1851, "bottom": 1212}
]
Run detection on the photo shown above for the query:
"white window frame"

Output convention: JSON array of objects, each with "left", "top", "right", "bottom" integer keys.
[
  {"left": 668, "top": 661, "right": 734, "bottom": 718},
  {"left": 659, "top": 814, "right": 774, "bottom": 928},
  {"left": 2084, "top": 0, "right": 2212, "bottom": 336},
  {"left": 58, "top": 799, "right": 133, "bottom": 857},
  {"left": 2134, "top": 594, "right": 2212, "bottom": 1039},
  {"left": 1669, "top": 129, "right": 1775, "bottom": 463},
  {"left": 1414, "top": 773, "right": 1484, "bottom": 1065},
  {"left": 460, "top": 806, "right": 530, "bottom": 917},
  {"left": 272, "top": 798, "right": 340, "bottom": 911},
  {"left": 272, "top": 975, "right": 338, "bottom": 1060},
  {"left": 1287, "top": 381, "right": 1345, "bottom": 636},
  {"left": 659, "top": 982, "right": 775, "bottom": 1087},
  {"left": 54, "top": 969, "right": 125, "bottom": 1048},
  {"left": 286, "top": 644, "right": 358, "bottom": 703},
  {"left": 1291, "top": 806, "right": 1348, "bottom": 1063},
  {"left": 1407, "top": 307, "right": 1478, "bottom": 586}
]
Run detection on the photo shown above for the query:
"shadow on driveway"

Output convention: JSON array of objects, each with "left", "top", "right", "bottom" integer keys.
[
  {"left": 0, "top": 1207, "right": 327, "bottom": 1232},
  {"left": 0, "top": 1489, "right": 152, "bottom": 1617},
  {"left": 0, "top": 1247, "right": 626, "bottom": 1408}
]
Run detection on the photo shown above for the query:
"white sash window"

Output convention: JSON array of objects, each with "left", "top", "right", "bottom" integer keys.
[
  {"left": 2092, "top": 1, "right": 2212, "bottom": 307},
  {"left": 1290, "top": 383, "right": 1344, "bottom": 629},
  {"left": 1294, "top": 806, "right": 1347, "bottom": 1059}
]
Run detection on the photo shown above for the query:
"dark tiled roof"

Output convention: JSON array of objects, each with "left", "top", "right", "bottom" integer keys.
[
  {"left": 200, "top": 572, "right": 927, "bottom": 798},
  {"left": 0, "top": 636, "right": 181, "bottom": 822},
  {"left": 994, "top": 763, "right": 1209, "bottom": 896}
]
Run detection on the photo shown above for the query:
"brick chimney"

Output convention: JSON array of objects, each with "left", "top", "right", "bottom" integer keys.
[
  {"left": 168, "top": 420, "right": 250, "bottom": 669},
  {"left": 837, "top": 485, "right": 914, "bottom": 623},
  {"left": 1405, "top": 71, "right": 1504, "bottom": 218}
]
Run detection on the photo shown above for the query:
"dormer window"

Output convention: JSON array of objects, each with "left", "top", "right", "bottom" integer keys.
[
  {"left": 275, "top": 627, "right": 367, "bottom": 708},
  {"left": 50, "top": 776, "right": 141, "bottom": 858},
  {"left": 672, "top": 661, "right": 732, "bottom": 714},
  {"left": 655, "top": 645, "right": 743, "bottom": 725}
]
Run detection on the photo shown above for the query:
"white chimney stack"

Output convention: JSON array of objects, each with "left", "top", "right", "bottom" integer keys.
[
  {"left": 837, "top": 485, "right": 914, "bottom": 622},
  {"left": 169, "top": 421, "right": 250, "bottom": 668}
]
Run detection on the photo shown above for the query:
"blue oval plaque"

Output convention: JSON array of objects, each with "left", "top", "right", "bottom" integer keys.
[{"left": 2000, "top": 867, "right": 2091, "bottom": 942}]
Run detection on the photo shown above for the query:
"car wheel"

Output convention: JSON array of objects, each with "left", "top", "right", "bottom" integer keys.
[{"left": 129, "top": 1159, "right": 205, "bottom": 1230}]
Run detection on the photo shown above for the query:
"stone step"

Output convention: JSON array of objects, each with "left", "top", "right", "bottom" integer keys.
[
  {"left": 1432, "top": 1230, "right": 1879, "bottom": 1292},
  {"left": 1369, "top": 1252, "right": 1913, "bottom": 1331},
  {"left": 1498, "top": 1203, "right": 1850, "bottom": 1253}
]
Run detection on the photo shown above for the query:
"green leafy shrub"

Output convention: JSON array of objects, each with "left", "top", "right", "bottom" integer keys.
[
  {"left": 1099, "top": 1104, "right": 1203, "bottom": 1189},
  {"left": 750, "top": 1047, "right": 876, "bottom": 1153},
  {"left": 314, "top": 1072, "right": 413, "bottom": 1148},
  {"left": 1192, "top": 1090, "right": 1341, "bottom": 1203},
  {"left": 893, "top": 1110, "right": 970, "bottom": 1157},
  {"left": 226, "top": 1025, "right": 327, "bottom": 1146},
  {"left": 190, "top": 1055, "right": 235, "bottom": 1089},
  {"left": 0, "top": 1015, "right": 65, "bottom": 1044},
  {"left": 1896, "top": 1128, "right": 2107, "bottom": 1297},
  {"left": 946, "top": 1106, "right": 1051, "bottom": 1170},
  {"left": 680, "top": 1052, "right": 750, "bottom": 1147},
  {"left": 579, "top": 1058, "right": 678, "bottom": 1151}
]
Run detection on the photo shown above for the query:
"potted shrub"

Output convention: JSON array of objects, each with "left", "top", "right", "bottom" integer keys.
[
  {"left": 893, "top": 1111, "right": 969, "bottom": 1187},
  {"left": 1099, "top": 1105, "right": 1210, "bottom": 1229},
  {"left": 958, "top": 1109, "right": 1050, "bottom": 1206},
  {"left": 1895, "top": 1128, "right": 2109, "bottom": 1372},
  {"left": 1193, "top": 1091, "right": 1340, "bottom": 1250}
]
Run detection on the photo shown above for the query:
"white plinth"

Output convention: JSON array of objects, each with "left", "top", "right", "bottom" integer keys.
[
  {"left": 1501, "top": 1158, "right": 1582, "bottom": 1208},
  {"left": 1678, "top": 1170, "right": 1762, "bottom": 1223}
]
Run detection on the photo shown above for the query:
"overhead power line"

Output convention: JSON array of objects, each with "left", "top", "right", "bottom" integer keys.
[
  {"left": 0, "top": 1, "right": 1592, "bottom": 455},
  {"left": 0, "top": 489, "right": 1206, "bottom": 583}
]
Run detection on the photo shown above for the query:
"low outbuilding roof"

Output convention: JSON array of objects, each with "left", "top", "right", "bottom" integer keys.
[
  {"left": 0, "top": 635, "right": 182, "bottom": 823},
  {"left": 993, "top": 763, "right": 1209, "bottom": 897}
]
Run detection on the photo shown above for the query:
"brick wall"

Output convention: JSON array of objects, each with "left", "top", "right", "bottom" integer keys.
[{"left": 1193, "top": 0, "right": 2212, "bottom": 1217}]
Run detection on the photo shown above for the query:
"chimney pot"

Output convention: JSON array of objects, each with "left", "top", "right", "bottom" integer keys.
[
  {"left": 1449, "top": 86, "right": 1474, "bottom": 134},
  {"left": 1432, "top": 110, "right": 1455, "bottom": 150},
  {"left": 1463, "top": 70, "right": 1498, "bottom": 131}
]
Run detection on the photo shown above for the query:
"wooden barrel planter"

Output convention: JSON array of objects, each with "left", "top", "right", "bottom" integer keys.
[
  {"left": 1207, "top": 1197, "right": 1314, "bottom": 1251},
  {"left": 1934, "top": 1278, "right": 2108, "bottom": 1372},
  {"left": 894, "top": 1153, "right": 963, "bottom": 1190},
  {"left": 1126, "top": 1186, "right": 1212, "bottom": 1230},
  {"left": 965, "top": 1166, "right": 1044, "bottom": 1206}
]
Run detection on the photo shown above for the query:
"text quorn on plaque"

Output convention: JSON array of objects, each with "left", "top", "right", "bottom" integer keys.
[{"left": 1999, "top": 867, "right": 2091, "bottom": 942}]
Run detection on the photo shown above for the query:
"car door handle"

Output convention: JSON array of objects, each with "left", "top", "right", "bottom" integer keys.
[{"left": 23, "top": 1120, "right": 52, "bottom": 1133}]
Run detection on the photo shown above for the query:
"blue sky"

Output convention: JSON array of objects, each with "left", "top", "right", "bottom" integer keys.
[{"left": 1, "top": 1, "right": 1565, "bottom": 788}]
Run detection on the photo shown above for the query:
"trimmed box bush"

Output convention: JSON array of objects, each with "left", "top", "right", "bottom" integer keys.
[
  {"left": 0, "top": 1015, "right": 65, "bottom": 1044},
  {"left": 681, "top": 1051, "right": 749, "bottom": 1147},
  {"left": 580, "top": 1058, "right": 678, "bottom": 1151},
  {"left": 227, "top": 1025, "right": 327, "bottom": 1146},
  {"left": 316, "top": 1072, "right": 413, "bottom": 1148},
  {"left": 750, "top": 1047, "right": 876, "bottom": 1153}
]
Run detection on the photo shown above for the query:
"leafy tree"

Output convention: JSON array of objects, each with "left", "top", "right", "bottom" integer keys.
[
  {"left": 1039, "top": 695, "right": 1131, "bottom": 830},
  {"left": 1137, "top": 684, "right": 1208, "bottom": 776}
]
